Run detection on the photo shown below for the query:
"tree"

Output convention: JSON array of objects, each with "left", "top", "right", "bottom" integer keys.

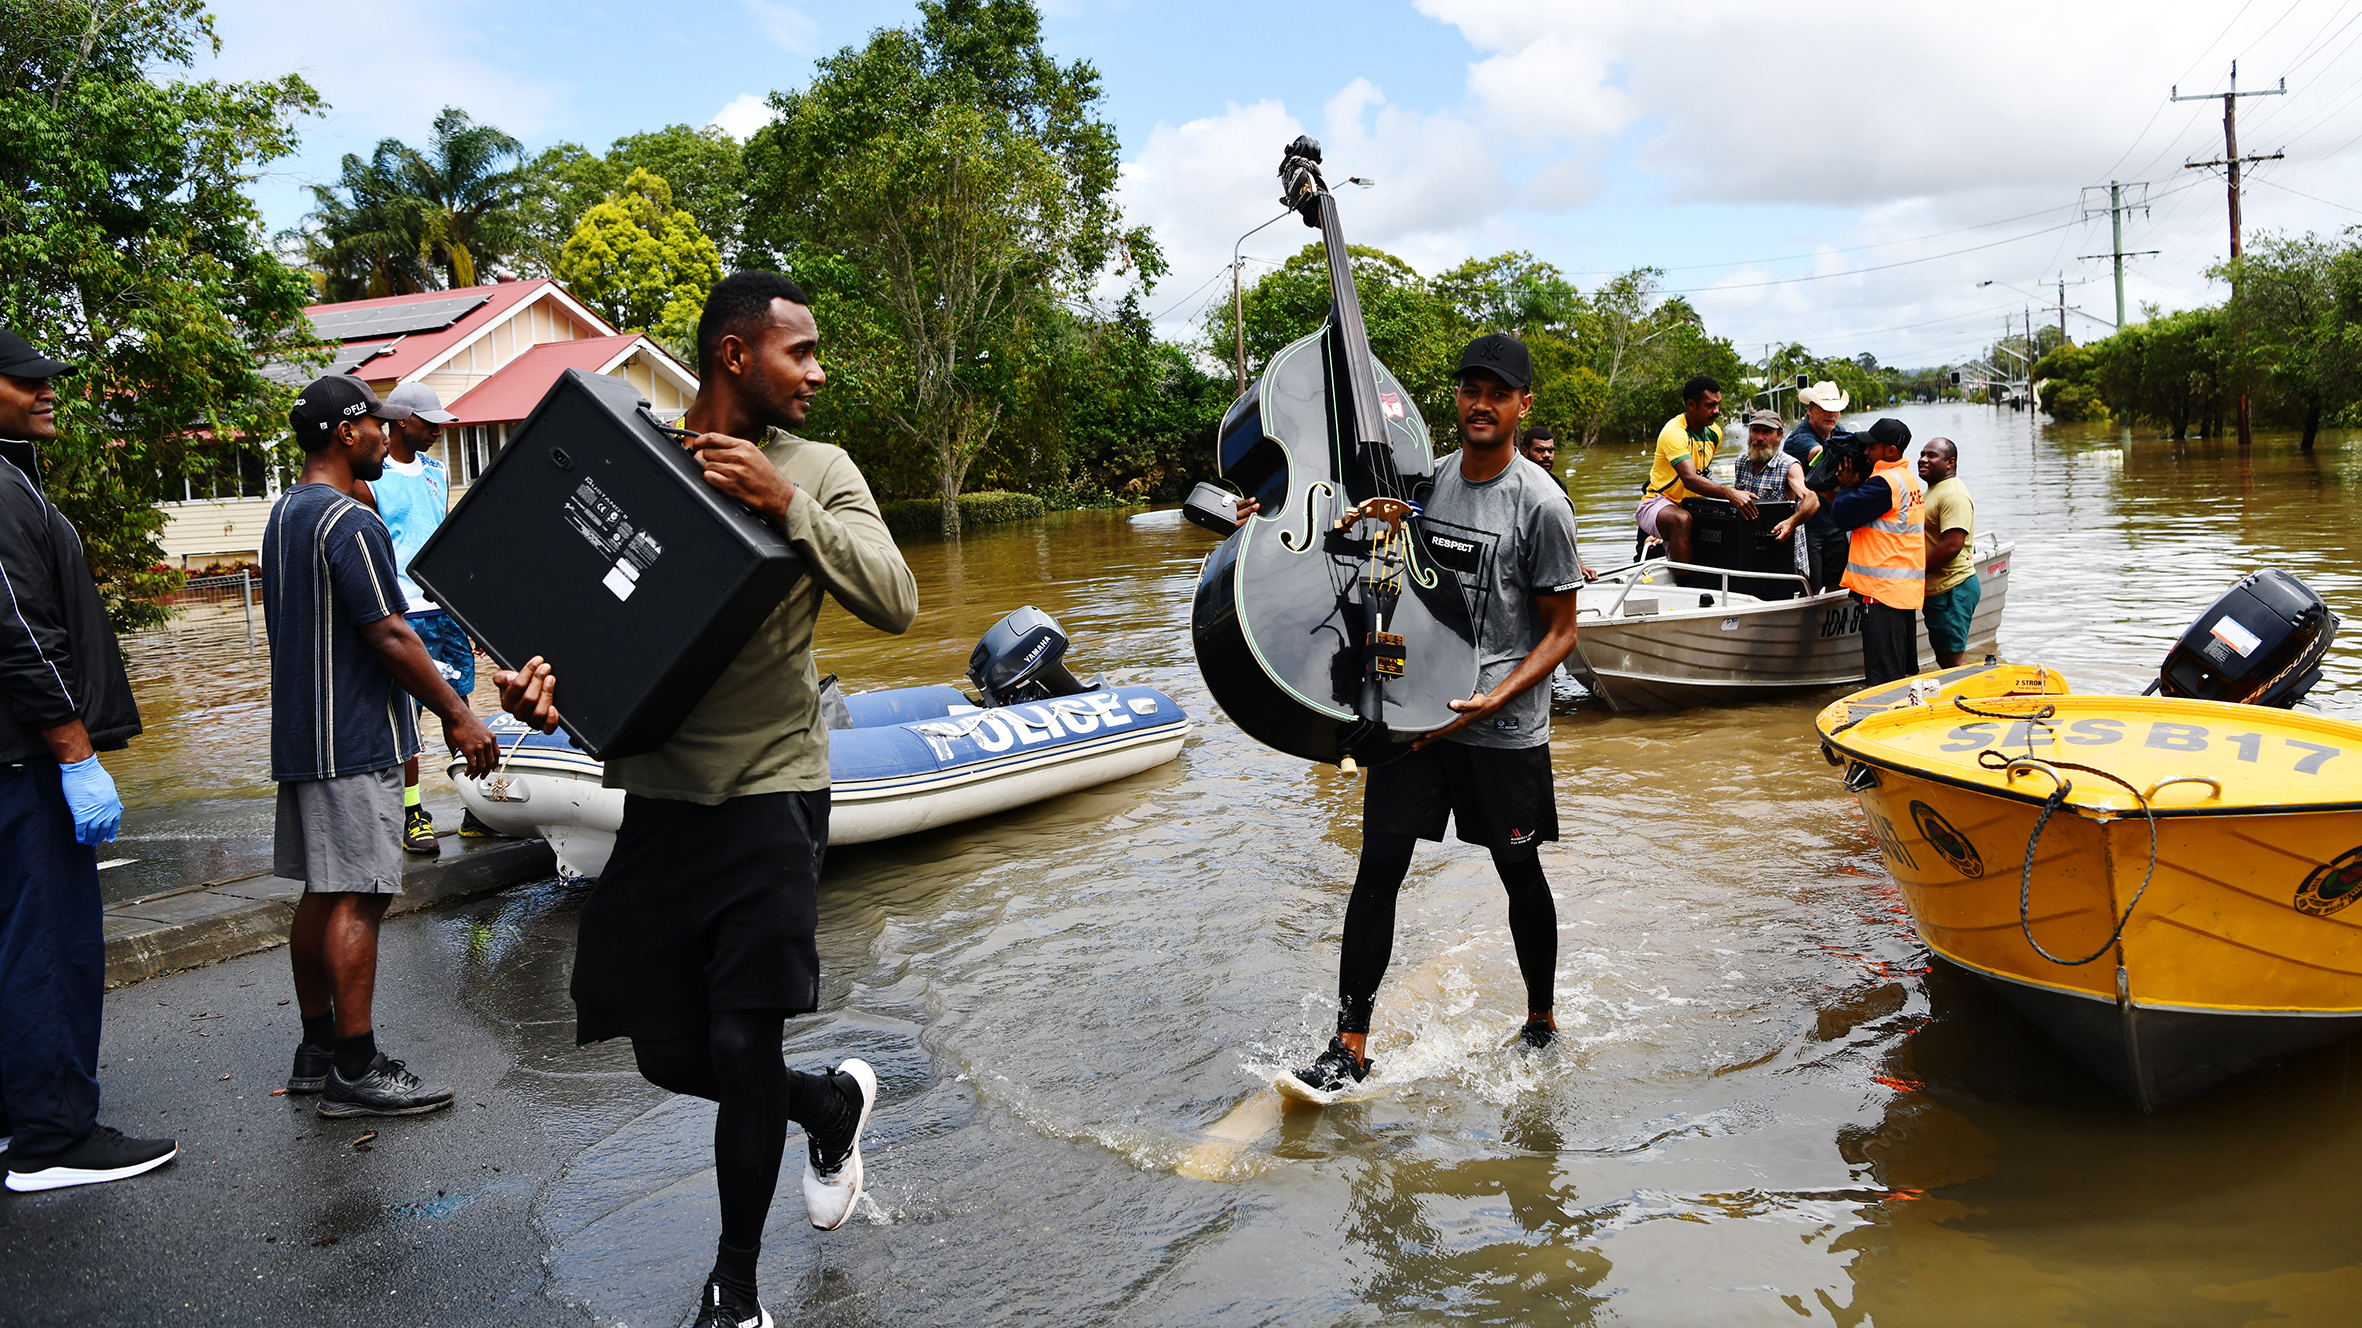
[
  {"left": 553, "top": 169, "right": 722, "bottom": 353},
  {"left": 513, "top": 124, "right": 747, "bottom": 276},
  {"left": 2219, "top": 231, "right": 2362, "bottom": 450},
  {"left": 0, "top": 0, "right": 321, "bottom": 628},
  {"left": 743, "top": 0, "right": 1160, "bottom": 536},
  {"left": 293, "top": 106, "right": 524, "bottom": 297}
]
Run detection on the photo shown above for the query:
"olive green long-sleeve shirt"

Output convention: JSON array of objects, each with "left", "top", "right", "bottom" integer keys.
[{"left": 606, "top": 428, "right": 917, "bottom": 804}]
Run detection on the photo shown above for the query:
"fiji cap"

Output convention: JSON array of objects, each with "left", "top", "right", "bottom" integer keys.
[
  {"left": 1855, "top": 417, "right": 1911, "bottom": 452},
  {"left": 1455, "top": 332, "right": 1533, "bottom": 390},
  {"left": 1797, "top": 380, "right": 1850, "bottom": 412},
  {"left": 290, "top": 374, "right": 411, "bottom": 439},
  {"left": 384, "top": 380, "right": 456, "bottom": 424},
  {"left": 0, "top": 327, "right": 73, "bottom": 379},
  {"left": 1744, "top": 408, "right": 1785, "bottom": 433}
]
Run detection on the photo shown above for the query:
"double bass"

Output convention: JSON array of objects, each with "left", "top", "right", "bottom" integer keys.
[{"left": 1191, "top": 137, "right": 1480, "bottom": 769}]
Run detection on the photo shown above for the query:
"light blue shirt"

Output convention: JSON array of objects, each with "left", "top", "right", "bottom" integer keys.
[{"left": 372, "top": 452, "right": 448, "bottom": 612}]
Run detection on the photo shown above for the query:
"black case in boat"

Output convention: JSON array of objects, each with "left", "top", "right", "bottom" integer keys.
[
  {"left": 2157, "top": 568, "right": 2338, "bottom": 708},
  {"left": 1680, "top": 497, "right": 1804, "bottom": 600},
  {"left": 408, "top": 368, "right": 806, "bottom": 759}
]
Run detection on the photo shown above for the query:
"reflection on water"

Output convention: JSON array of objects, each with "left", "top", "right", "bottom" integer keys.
[{"left": 129, "top": 405, "right": 2362, "bottom": 1322}]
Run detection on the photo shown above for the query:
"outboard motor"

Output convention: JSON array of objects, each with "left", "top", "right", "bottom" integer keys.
[
  {"left": 2156, "top": 569, "right": 2339, "bottom": 708},
  {"left": 967, "top": 606, "right": 1095, "bottom": 706}
]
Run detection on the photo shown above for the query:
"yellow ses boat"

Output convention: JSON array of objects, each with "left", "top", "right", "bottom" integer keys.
[{"left": 1815, "top": 662, "right": 2362, "bottom": 1110}]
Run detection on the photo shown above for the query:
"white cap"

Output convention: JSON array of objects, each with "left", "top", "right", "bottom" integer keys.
[{"left": 384, "top": 381, "right": 456, "bottom": 424}]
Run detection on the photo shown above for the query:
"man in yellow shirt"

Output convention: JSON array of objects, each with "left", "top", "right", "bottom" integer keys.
[
  {"left": 1634, "top": 375, "right": 1756, "bottom": 565},
  {"left": 1918, "top": 437, "right": 1978, "bottom": 667}
]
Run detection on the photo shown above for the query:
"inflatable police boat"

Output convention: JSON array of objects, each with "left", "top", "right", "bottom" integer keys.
[{"left": 450, "top": 608, "right": 1190, "bottom": 878}]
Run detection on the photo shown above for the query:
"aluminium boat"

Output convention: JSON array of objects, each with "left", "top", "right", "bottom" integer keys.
[{"left": 1568, "top": 533, "right": 2012, "bottom": 712}]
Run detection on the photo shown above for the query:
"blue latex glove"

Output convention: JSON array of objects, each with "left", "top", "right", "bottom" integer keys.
[{"left": 58, "top": 754, "right": 123, "bottom": 846}]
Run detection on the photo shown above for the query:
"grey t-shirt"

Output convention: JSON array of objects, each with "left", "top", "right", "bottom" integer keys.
[{"left": 1421, "top": 451, "right": 1585, "bottom": 749}]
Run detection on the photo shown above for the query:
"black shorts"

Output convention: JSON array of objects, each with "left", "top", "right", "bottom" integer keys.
[
  {"left": 570, "top": 789, "right": 829, "bottom": 1044},
  {"left": 1365, "top": 740, "right": 1557, "bottom": 851}
]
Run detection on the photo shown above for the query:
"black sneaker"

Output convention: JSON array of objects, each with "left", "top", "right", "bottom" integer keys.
[
  {"left": 688, "top": 1278, "right": 773, "bottom": 1328},
  {"left": 4, "top": 1125, "right": 178, "bottom": 1192},
  {"left": 1516, "top": 1014, "right": 1556, "bottom": 1051},
  {"left": 402, "top": 805, "right": 438, "bottom": 854},
  {"left": 1276, "top": 1037, "right": 1371, "bottom": 1105},
  {"left": 287, "top": 1042, "right": 333, "bottom": 1094},
  {"left": 458, "top": 809, "right": 505, "bottom": 838},
  {"left": 316, "top": 1054, "right": 455, "bottom": 1118}
]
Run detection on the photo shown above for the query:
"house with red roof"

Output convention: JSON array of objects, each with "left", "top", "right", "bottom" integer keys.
[{"left": 160, "top": 277, "right": 698, "bottom": 567}]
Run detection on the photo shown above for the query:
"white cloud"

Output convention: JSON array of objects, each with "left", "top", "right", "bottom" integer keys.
[
  {"left": 1102, "top": 0, "right": 2359, "bottom": 366},
  {"left": 740, "top": 0, "right": 818, "bottom": 51},
  {"left": 709, "top": 93, "right": 778, "bottom": 141}
]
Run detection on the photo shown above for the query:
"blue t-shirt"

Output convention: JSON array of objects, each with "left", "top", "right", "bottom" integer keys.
[
  {"left": 261, "top": 483, "right": 420, "bottom": 782},
  {"left": 371, "top": 452, "right": 449, "bottom": 612}
]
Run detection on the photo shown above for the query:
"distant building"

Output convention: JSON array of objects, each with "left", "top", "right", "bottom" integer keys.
[{"left": 159, "top": 277, "right": 698, "bottom": 568}]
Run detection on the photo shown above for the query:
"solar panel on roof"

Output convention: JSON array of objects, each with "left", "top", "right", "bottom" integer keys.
[
  {"left": 259, "top": 340, "right": 399, "bottom": 387},
  {"left": 309, "top": 293, "right": 491, "bottom": 342}
]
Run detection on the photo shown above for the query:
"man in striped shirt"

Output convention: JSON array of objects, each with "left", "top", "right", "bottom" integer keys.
[{"left": 261, "top": 375, "right": 498, "bottom": 1119}]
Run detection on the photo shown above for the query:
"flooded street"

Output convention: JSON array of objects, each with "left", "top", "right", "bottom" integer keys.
[{"left": 108, "top": 404, "right": 2362, "bottom": 1323}]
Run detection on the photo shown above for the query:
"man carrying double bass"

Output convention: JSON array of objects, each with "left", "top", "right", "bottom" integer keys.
[{"left": 1245, "top": 333, "right": 1584, "bottom": 1103}]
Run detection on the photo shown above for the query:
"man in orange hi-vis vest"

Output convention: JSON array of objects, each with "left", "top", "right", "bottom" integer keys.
[{"left": 1825, "top": 418, "right": 1925, "bottom": 685}]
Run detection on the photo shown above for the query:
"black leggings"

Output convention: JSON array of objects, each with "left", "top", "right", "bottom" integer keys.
[
  {"left": 632, "top": 1009, "right": 839, "bottom": 1255},
  {"left": 1337, "top": 832, "right": 1557, "bottom": 1035}
]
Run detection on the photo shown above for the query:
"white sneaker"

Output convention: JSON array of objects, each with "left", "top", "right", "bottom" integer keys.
[{"left": 800, "top": 1058, "right": 877, "bottom": 1231}]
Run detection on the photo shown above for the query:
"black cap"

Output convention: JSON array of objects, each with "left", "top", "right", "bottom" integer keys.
[
  {"left": 0, "top": 327, "right": 73, "bottom": 379},
  {"left": 1855, "top": 418, "right": 1911, "bottom": 452},
  {"left": 1455, "top": 333, "right": 1533, "bottom": 390},
  {"left": 289, "top": 374, "right": 411, "bottom": 438}
]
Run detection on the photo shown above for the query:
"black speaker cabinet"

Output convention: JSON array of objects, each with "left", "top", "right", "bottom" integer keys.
[{"left": 409, "top": 368, "right": 805, "bottom": 759}]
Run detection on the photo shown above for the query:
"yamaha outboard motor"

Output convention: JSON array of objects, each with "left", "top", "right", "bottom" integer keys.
[
  {"left": 2156, "top": 569, "right": 2339, "bottom": 708},
  {"left": 968, "top": 606, "right": 1095, "bottom": 706}
]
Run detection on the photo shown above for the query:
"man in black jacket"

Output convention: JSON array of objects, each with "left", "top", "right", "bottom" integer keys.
[{"left": 0, "top": 327, "right": 178, "bottom": 1192}]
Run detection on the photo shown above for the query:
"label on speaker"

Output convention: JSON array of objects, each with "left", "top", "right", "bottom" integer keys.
[{"left": 566, "top": 478, "right": 663, "bottom": 590}]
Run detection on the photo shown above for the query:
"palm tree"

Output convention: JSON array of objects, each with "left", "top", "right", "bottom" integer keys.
[
  {"left": 296, "top": 107, "right": 524, "bottom": 297},
  {"left": 392, "top": 107, "right": 526, "bottom": 289}
]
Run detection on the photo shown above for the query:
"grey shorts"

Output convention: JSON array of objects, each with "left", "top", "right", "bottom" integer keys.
[{"left": 274, "top": 768, "right": 404, "bottom": 894}]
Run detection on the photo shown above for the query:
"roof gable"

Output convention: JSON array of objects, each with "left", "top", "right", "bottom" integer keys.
[{"left": 301, "top": 280, "right": 620, "bottom": 385}]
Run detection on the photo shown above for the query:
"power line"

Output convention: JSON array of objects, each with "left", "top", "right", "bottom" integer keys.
[
  {"left": 2247, "top": 175, "right": 2362, "bottom": 213},
  {"left": 1561, "top": 202, "right": 2080, "bottom": 278},
  {"left": 1660, "top": 217, "right": 2084, "bottom": 294}
]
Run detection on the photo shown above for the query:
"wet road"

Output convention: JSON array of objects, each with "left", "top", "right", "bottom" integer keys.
[{"left": 7, "top": 404, "right": 2362, "bottom": 1325}]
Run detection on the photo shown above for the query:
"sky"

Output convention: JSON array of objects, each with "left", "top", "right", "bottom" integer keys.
[{"left": 197, "top": 0, "right": 2362, "bottom": 371}]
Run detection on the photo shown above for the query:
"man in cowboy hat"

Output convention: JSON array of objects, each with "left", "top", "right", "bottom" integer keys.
[{"left": 1783, "top": 381, "right": 1853, "bottom": 591}]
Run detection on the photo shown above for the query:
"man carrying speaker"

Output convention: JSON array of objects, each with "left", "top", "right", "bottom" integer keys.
[
  {"left": 496, "top": 271, "right": 918, "bottom": 1328},
  {"left": 265, "top": 375, "right": 501, "bottom": 1119}
]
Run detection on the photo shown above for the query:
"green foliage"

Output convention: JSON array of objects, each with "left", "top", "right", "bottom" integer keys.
[
  {"left": 1213, "top": 241, "right": 1462, "bottom": 429},
  {"left": 742, "top": 0, "right": 1161, "bottom": 536},
  {"left": 553, "top": 169, "right": 722, "bottom": 350},
  {"left": 0, "top": 0, "right": 321, "bottom": 628},
  {"left": 291, "top": 106, "right": 525, "bottom": 297},
  {"left": 879, "top": 489, "right": 1046, "bottom": 537},
  {"left": 2216, "top": 230, "right": 2362, "bottom": 448},
  {"left": 513, "top": 124, "right": 746, "bottom": 276}
]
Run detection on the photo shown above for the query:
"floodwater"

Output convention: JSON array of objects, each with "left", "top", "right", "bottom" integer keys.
[{"left": 113, "top": 404, "right": 2362, "bottom": 1324}]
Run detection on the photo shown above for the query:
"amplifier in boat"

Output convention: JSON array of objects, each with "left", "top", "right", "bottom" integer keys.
[
  {"left": 408, "top": 368, "right": 806, "bottom": 759},
  {"left": 1680, "top": 497, "right": 1804, "bottom": 600}
]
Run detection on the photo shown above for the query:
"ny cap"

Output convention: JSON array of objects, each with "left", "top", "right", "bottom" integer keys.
[
  {"left": 1854, "top": 417, "right": 1911, "bottom": 452},
  {"left": 290, "top": 374, "right": 411, "bottom": 438},
  {"left": 384, "top": 380, "right": 456, "bottom": 424},
  {"left": 1455, "top": 333, "right": 1533, "bottom": 390},
  {"left": 1744, "top": 408, "right": 1785, "bottom": 432},
  {"left": 0, "top": 327, "right": 73, "bottom": 379}
]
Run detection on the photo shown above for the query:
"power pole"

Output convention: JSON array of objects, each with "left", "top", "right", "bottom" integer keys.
[
  {"left": 2078, "top": 182, "right": 2157, "bottom": 328},
  {"left": 2175, "top": 61, "right": 2287, "bottom": 447},
  {"left": 1232, "top": 260, "right": 1246, "bottom": 397},
  {"left": 2057, "top": 276, "right": 2067, "bottom": 344}
]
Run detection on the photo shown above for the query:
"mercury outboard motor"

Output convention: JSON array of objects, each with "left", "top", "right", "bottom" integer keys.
[
  {"left": 967, "top": 606, "right": 1095, "bottom": 706},
  {"left": 2155, "top": 568, "right": 2339, "bottom": 708}
]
